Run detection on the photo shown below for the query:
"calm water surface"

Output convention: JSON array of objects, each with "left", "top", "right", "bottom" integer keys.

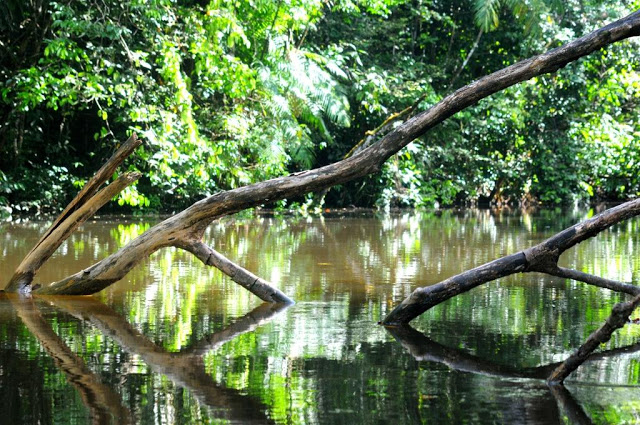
[{"left": 1, "top": 209, "right": 640, "bottom": 424}]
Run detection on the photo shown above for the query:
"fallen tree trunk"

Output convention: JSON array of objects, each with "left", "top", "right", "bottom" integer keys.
[
  {"left": 2, "top": 10, "right": 640, "bottom": 299},
  {"left": 382, "top": 198, "right": 640, "bottom": 325}
]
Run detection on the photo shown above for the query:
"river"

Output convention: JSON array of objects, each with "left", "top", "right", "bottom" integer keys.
[{"left": 1, "top": 208, "right": 639, "bottom": 424}]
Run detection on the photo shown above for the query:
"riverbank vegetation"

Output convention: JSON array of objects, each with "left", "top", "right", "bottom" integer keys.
[{"left": 1, "top": 0, "right": 639, "bottom": 216}]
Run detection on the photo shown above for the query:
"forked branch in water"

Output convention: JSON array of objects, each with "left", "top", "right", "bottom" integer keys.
[
  {"left": 381, "top": 199, "right": 640, "bottom": 383},
  {"left": 382, "top": 198, "right": 640, "bottom": 325}
]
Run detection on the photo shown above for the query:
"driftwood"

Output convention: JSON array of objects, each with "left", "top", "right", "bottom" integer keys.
[
  {"left": 2, "top": 10, "right": 639, "bottom": 302},
  {"left": 5, "top": 133, "right": 142, "bottom": 292},
  {"left": 381, "top": 199, "right": 640, "bottom": 382},
  {"left": 2, "top": 9, "right": 640, "bottom": 390}
]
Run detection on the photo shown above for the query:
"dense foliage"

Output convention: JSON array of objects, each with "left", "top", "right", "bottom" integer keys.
[{"left": 0, "top": 0, "right": 639, "bottom": 214}]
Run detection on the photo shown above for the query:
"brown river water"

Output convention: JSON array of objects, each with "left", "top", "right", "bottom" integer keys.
[{"left": 1, "top": 208, "right": 639, "bottom": 424}]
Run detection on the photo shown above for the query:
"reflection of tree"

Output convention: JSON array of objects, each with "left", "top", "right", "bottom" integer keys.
[
  {"left": 386, "top": 324, "right": 640, "bottom": 425},
  {"left": 49, "top": 296, "right": 287, "bottom": 424},
  {"left": 181, "top": 302, "right": 288, "bottom": 356},
  {"left": 8, "top": 294, "right": 132, "bottom": 425},
  {"left": 12, "top": 295, "right": 288, "bottom": 424},
  {"left": 548, "top": 385, "right": 594, "bottom": 425},
  {"left": 386, "top": 323, "right": 555, "bottom": 380}
]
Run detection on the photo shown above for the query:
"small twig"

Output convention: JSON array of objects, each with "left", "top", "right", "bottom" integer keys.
[
  {"left": 448, "top": 29, "right": 483, "bottom": 89},
  {"left": 345, "top": 93, "right": 428, "bottom": 159}
]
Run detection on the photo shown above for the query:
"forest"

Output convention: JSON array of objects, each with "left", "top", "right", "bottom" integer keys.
[{"left": 1, "top": 0, "right": 639, "bottom": 217}]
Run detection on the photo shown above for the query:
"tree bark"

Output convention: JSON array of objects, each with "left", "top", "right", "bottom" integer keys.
[
  {"left": 4, "top": 10, "right": 640, "bottom": 298},
  {"left": 6, "top": 171, "right": 141, "bottom": 293}
]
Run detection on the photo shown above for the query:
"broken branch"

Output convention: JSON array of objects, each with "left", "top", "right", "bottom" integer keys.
[{"left": 5, "top": 171, "right": 141, "bottom": 293}]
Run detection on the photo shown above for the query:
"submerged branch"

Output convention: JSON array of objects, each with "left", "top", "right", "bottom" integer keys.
[
  {"left": 179, "top": 240, "right": 294, "bottom": 304},
  {"left": 547, "top": 267, "right": 640, "bottom": 296}
]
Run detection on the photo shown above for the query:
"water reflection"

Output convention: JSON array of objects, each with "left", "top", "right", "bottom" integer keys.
[
  {"left": 2, "top": 210, "right": 640, "bottom": 424},
  {"left": 387, "top": 323, "right": 640, "bottom": 425},
  {"left": 8, "top": 294, "right": 132, "bottom": 425},
  {"left": 50, "top": 297, "right": 285, "bottom": 424},
  {"left": 3, "top": 293, "right": 287, "bottom": 424}
]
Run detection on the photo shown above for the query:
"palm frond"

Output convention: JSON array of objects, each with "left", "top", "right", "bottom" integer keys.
[{"left": 474, "top": 0, "right": 502, "bottom": 31}]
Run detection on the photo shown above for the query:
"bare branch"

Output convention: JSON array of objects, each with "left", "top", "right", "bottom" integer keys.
[
  {"left": 547, "top": 267, "right": 640, "bottom": 296},
  {"left": 5, "top": 171, "right": 141, "bottom": 293},
  {"left": 10, "top": 11, "right": 640, "bottom": 297},
  {"left": 179, "top": 240, "right": 294, "bottom": 304},
  {"left": 382, "top": 198, "right": 640, "bottom": 324},
  {"left": 32, "top": 134, "right": 140, "bottom": 252}
]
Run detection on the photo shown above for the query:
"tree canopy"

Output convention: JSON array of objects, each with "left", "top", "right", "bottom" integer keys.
[{"left": 1, "top": 0, "right": 639, "bottom": 216}]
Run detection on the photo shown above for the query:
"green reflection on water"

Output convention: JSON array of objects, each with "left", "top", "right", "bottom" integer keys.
[{"left": 1, "top": 209, "right": 640, "bottom": 424}]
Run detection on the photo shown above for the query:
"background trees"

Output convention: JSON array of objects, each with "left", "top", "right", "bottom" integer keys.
[{"left": 1, "top": 0, "right": 639, "bottom": 215}]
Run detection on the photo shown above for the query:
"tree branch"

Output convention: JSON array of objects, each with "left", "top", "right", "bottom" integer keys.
[
  {"left": 448, "top": 29, "right": 484, "bottom": 89},
  {"left": 382, "top": 198, "right": 640, "bottom": 324},
  {"left": 547, "top": 267, "right": 640, "bottom": 296},
  {"left": 5, "top": 171, "right": 141, "bottom": 293},
  {"left": 178, "top": 240, "right": 294, "bottom": 304},
  {"left": 30, "top": 134, "right": 141, "bottom": 254}
]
